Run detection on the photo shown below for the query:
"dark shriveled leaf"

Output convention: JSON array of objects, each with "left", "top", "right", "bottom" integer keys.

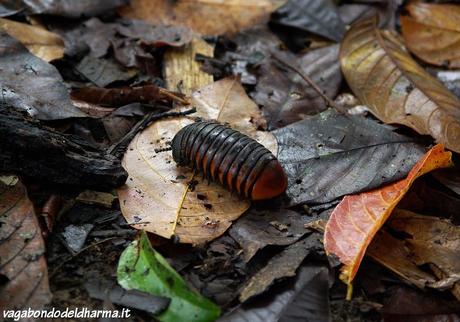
[
  {"left": 219, "top": 264, "right": 330, "bottom": 322},
  {"left": 0, "top": 31, "right": 86, "bottom": 120},
  {"left": 252, "top": 44, "right": 341, "bottom": 129},
  {"left": 239, "top": 233, "right": 323, "bottom": 302},
  {"left": 0, "top": 177, "right": 51, "bottom": 310},
  {"left": 271, "top": 0, "right": 345, "bottom": 42},
  {"left": 273, "top": 109, "right": 425, "bottom": 206}
]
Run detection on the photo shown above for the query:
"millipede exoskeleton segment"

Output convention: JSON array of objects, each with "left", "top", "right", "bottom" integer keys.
[{"left": 171, "top": 121, "right": 288, "bottom": 200}]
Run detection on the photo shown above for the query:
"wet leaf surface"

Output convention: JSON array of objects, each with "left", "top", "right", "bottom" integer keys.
[
  {"left": 119, "top": 0, "right": 281, "bottom": 36},
  {"left": 252, "top": 44, "right": 342, "bottom": 129},
  {"left": 228, "top": 208, "right": 310, "bottom": 262},
  {"left": 270, "top": 0, "right": 345, "bottom": 42},
  {"left": 118, "top": 77, "right": 277, "bottom": 244},
  {"left": 118, "top": 231, "right": 221, "bottom": 322},
  {"left": 341, "top": 17, "right": 460, "bottom": 153},
  {"left": 273, "top": 109, "right": 425, "bottom": 206},
  {"left": 324, "top": 144, "right": 453, "bottom": 289},
  {"left": 0, "top": 177, "right": 51, "bottom": 310},
  {"left": 401, "top": 3, "right": 460, "bottom": 69},
  {"left": 0, "top": 31, "right": 86, "bottom": 120}
]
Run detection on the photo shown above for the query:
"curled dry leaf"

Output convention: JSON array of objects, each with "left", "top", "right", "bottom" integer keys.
[
  {"left": 0, "top": 18, "right": 64, "bottom": 62},
  {"left": 324, "top": 144, "right": 452, "bottom": 295},
  {"left": 117, "top": 77, "right": 277, "bottom": 244},
  {"left": 340, "top": 17, "right": 460, "bottom": 153},
  {"left": 119, "top": 0, "right": 282, "bottom": 36},
  {"left": 0, "top": 177, "right": 51, "bottom": 310},
  {"left": 401, "top": 3, "right": 460, "bottom": 69},
  {"left": 369, "top": 210, "right": 460, "bottom": 301},
  {"left": 23, "top": 0, "right": 127, "bottom": 18}
]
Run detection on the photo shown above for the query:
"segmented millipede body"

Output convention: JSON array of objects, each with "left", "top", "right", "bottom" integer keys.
[{"left": 171, "top": 121, "right": 288, "bottom": 201}]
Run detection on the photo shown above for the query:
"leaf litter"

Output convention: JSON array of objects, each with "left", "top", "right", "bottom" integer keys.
[{"left": 1, "top": 1, "right": 460, "bottom": 321}]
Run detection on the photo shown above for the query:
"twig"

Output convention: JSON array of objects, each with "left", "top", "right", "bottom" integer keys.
[
  {"left": 108, "top": 107, "right": 196, "bottom": 159},
  {"left": 271, "top": 52, "right": 347, "bottom": 114}
]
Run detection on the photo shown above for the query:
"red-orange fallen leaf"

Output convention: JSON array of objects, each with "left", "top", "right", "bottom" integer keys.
[
  {"left": 324, "top": 144, "right": 453, "bottom": 295},
  {"left": 0, "top": 177, "right": 51, "bottom": 310}
]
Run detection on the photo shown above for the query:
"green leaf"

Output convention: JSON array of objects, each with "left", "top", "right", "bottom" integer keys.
[{"left": 117, "top": 231, "right": 221, "bottom": 322}]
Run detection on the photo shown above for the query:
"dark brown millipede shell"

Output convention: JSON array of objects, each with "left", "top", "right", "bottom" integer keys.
[{"left": 171, "top": 121, "right": 288, "bottom": 200}]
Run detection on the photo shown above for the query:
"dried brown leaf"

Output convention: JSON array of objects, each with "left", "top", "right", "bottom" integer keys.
[
  {"left": 0, "top": 177, "right": 51, "bottom": 310},
  {"left": 117, "top": 77, "right": 277, "bottom": 244},
  {"left": 119, "top": 0, "right": 283, "bottom": 36},
  {"left": 340, "top": 17, "right": 460, "bottom": 153}
]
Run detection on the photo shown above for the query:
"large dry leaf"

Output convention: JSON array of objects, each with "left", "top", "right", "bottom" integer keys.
[
  {"left": 340, "top": 17, "right": 460, "bottom": 153},
  {"left": 118, "top": 77, "right": 277, "bottom": 244},
  {"left": 22, "top": 0, "right": 126, "bottom": 18},
  {"left": 0, "top": 18, "right": 64, "bottom": 61},
  {"left": 0, "top": 177, "right": 51, "bottom": 310},
  {"left": 0, "top": 31, "right": 86, "bottom": 120},
  {"left": 369, "top": 210, "right": 460, "bottom": 301},
  {"left": 119, "top": 0, "right": 282, "bottom": 36},
  {"left": 401, "top": 3, "right": 460, "bottom": 69},
  {"left": 273, "top": 109, "right": 425, "bottom": 206},
  {"left": 324, "top": 144, "right": 452, "bottom": 292}
]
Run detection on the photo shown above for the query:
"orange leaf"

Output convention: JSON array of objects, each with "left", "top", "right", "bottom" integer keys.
[{"left": 324, "top": 144, "right": 453, "bottom": 295}]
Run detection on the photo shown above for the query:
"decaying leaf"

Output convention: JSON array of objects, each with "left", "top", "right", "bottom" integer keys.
[
  {"left": 71, "top": 85, "right": 188, "bottom": 107},
  {"left": 0, "top": 18, "right": 64, "bottom": 61},
  {"left": 0, "top": 31, "right": 86, "bottom": 120},
  {"left": 433, "top": 166, "right": 460, "bottom": 196},
  {"left": 118, "top": 77, "right": 277, "bottom": 244},
  {"left": 401, "top": 3, "right": 460, "bottom": 69},
  {"left": 220, "top": 264, "right": 330, "bottom": 322},
  {"left": 370, "top": 210, "right": 460, "bottom": 301},
  {"left": 119, "top": 0, "right": 283, "bottom": 36},
  {"left": 252, "top": 44, "right": 342, "bottom": 129},
  {"left": 324, "top": 144, "right": 452, "bottom": 293},
  {"left": 163, "top": 38, "right": 214, "bottom": 95},
  {"left": 340, "top": 17, "right": 460, "bottom": 153},
  {"left": 274, "top": 109, "right": 425, "bottom": 206},
  {"left": 118, "top": 231, "right": 221, "bottom": 322},
  {"left": 270, "top": 0, "right": 345, "bottom": 42},
  {"left": 0, "top": 177, "right": 52, "bottom": 310},
  {"left": 239, "top": 233, "right": 322, "bottom": 302},
  {"left": 228, "top": 209, "right": 310, "bottom": 262}
]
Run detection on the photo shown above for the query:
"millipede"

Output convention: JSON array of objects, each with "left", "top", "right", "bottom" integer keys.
[{"left": 171, "top": 121, "right": 288, "bottom": 201}]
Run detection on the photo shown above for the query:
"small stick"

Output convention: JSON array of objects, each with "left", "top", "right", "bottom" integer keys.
[
  {"left": 271, "top": 52, "right": 347, "bottom": 114},
  {"left": 108, "top": 107, "right": 196, "bottom": 159}
]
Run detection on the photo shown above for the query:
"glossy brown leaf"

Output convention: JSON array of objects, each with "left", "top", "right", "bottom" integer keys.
[
  {"left": 117, "top": 77, "right": 277, "bottom": 244},
  {"left": 0, "top": 177, "right": 51, "bottom": 310},
  {"left": 119, "top": 0, "right": 282, "bottom": 36},
  {"left": 324, "top": 144, "right": 452, "bottom": 294},
  {"left": 71, "top": 85, "right": 188, "bottom": 107},
  {"left": 401, "top": 3, "right": 460, "bottom": 69},
  {"left": 0, "top": 18, "right": 64, "bottom": 62},
  {"left": 340, "top": 17, "right": 460, "bottom": 153}
]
